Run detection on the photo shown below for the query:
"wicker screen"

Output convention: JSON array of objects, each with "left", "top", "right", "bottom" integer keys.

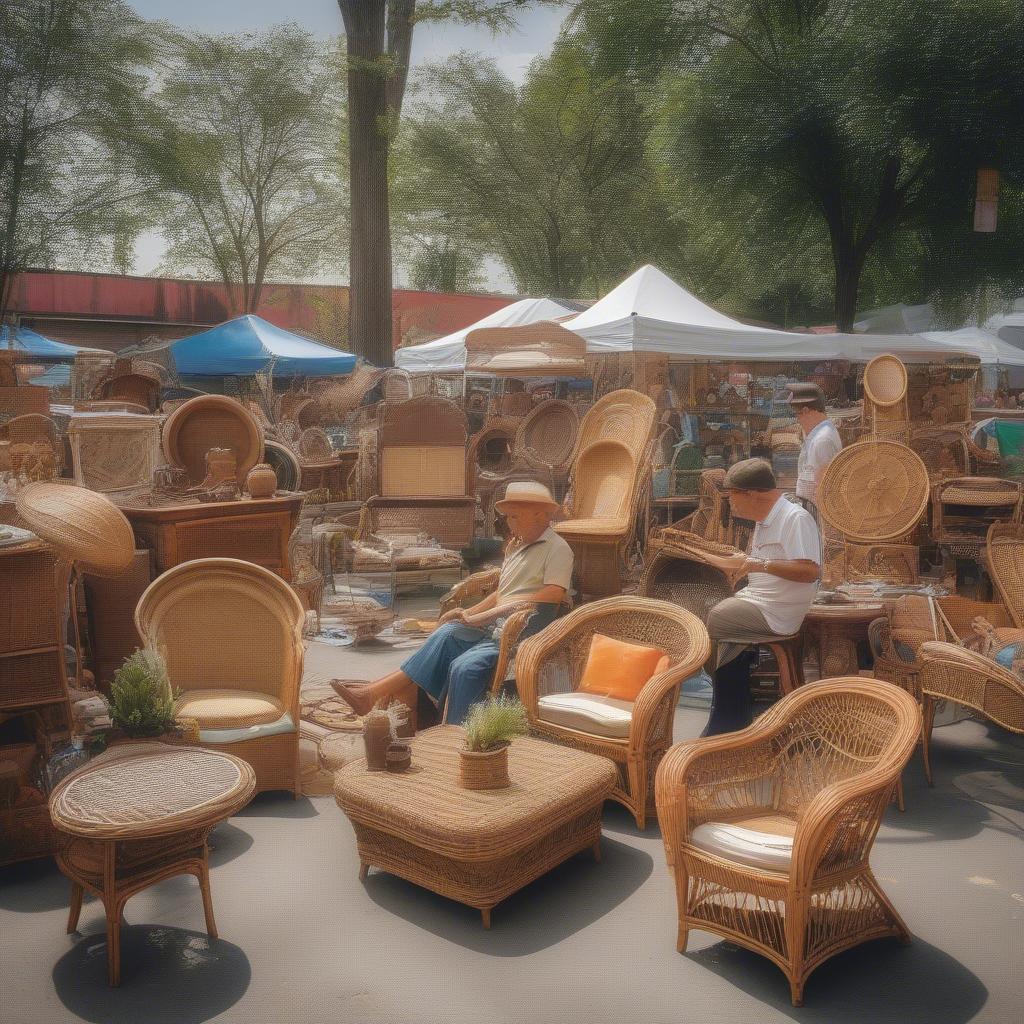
[{"left": 380, "top": 446, "right": 466, "bottom": 496}]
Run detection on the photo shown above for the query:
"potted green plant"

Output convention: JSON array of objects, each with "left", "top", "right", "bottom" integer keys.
[
  {"left": 108, "top": 648, "right": 178, "bottom": 740},
  {"left": 458, "top": 695, "right": 528, "bottom": 790}
]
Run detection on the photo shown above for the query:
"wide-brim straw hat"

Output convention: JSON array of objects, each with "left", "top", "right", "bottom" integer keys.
[
  {"left": 15, "top": 481, "right": 136, "bottom": 576},
  {"left": 495, "top": 480, "right": 560, "bottom": 513}
]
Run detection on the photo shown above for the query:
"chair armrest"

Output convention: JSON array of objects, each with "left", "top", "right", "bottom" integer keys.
[
  {"left": 439, "top": 567, "right": 501, "bottom": 615},
  {"left": 630, "top": 644, "right": 711, "bottom": 747},
  {"left": 488, "top": 608, "right": 534, "bottom": 696}
]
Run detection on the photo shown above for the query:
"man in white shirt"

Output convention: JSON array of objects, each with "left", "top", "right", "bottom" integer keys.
[
  {"left": 698, "top": 459, "right": 821, "bottom": 735},
  {"left": 788, "top": 383, "right": 842, "bottom": 510}
]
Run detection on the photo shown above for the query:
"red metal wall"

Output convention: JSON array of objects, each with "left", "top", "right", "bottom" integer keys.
[{"left": 10, "top": 269, "right": 513, "bottom": 350}]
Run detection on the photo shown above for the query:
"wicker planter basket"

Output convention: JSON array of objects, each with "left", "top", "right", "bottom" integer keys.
[{"left": 459, "top": 744, "right": 510, "bottom": 790}]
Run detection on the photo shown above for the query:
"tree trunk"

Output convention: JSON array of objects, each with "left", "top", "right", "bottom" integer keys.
[
  {"left": 833, "top": 249, "right": 864, "bottom": 333},
  {"left": 340, "top": 0, "right": 394, "bottom": 367}
]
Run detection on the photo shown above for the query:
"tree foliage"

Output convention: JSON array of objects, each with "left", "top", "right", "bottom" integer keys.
[
  {"left": 0, "top": 0, "right": 151, "bottom": 319},
  {"left": 135, "top": 25, "right": 347, "bottom": 316},
  {"left": 402, "top": 42, "right": 677, "bottom": 297}
]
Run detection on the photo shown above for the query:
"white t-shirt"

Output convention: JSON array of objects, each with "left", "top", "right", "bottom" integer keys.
[
  {"left": 737, "top": 496, "right": 821, "bottom": 635},
  {"left": 796, "top": 418, "right": 842, "bottom": 502}
]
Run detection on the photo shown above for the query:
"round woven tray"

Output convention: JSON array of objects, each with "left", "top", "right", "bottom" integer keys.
[
  {"left": 15, "top": 481, "right": 135, "bottom": 575},
  {"left": 162, "top": 395, "right": 264, "bottom": 484},
  {"left": 263, "top": 439, "right": 301, "bottom": 491},
  {"left": 517, "top": 399, "right": 578, "bottom": 472},
  {"left": 863, "top": 354, "right": 908, "bottom": 407},
  {"left": 817, "top": 440, "right": 929, "bottom": 542}
]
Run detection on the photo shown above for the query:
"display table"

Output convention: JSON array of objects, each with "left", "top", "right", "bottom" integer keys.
[
  {"left": 805, "top": 600, "right": 885, "bottom": 678},
  {"left": 333, "top": 725, "right": 616, "bottom": 927},
  {"left": 49, "top": 743, "right": 255, "bottom": 985},
  {"left": 116, "top": 492, "right": 303, "bottom": 579}
]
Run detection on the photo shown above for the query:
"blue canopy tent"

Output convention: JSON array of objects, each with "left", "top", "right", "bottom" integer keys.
[
  {"left": 168, "top": 315, "right": 357, "bottom": 377},
  {"left": 0, "top": 324, "right": 84, "bottom": 361}
]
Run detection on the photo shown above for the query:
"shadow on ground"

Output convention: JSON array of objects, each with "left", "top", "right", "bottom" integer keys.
[
  {"left": 364, "top": 834, "right": 652, "bottom": 955},
  {"left": 53, "top": 924, "right": 250, "bottom": 1023},
  {"left": 234, "top": 791, "right": 319, "bottom": 819},
  {"left": 688, "top": 935, "right": 986, "bottom": 1023},
  {"left": 0, "top": 856, "right": 72, "bottom": 913}
]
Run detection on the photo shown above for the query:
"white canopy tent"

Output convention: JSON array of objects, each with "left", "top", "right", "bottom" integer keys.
[
  {"left": 986, "top": 308, "right": 1024, "bottom": 351},
  {"left": 394, "top": 297, "right": 576, "bottom": 373}
]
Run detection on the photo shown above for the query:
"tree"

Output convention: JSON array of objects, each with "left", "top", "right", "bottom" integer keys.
[
  {"left": 337, "top": 1, "right": 555, "bottom": 366},
  {"left": 0, "top": 0, "right": 151, "bottom": 320},
  {"left": 402, "top": 43, "right": 678, "bottom": 297},
  {"left": 652, "top": 0, "right": 1024, "bottom": 329},
  {"left": 136, "top": 25, "right": 347, "bottom": 317}
]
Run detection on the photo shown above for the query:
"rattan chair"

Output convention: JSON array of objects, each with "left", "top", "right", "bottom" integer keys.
[
  {"left": 556, "top": 438, "right": 640, "bottom": 597},
  {"left": 572, "top": 388, "right": 656, "bottom": 466},
  {"left": 863, "top": 354, "right": 909, "bottom": 433},
  {"left": 0, "top": 413, "right": 63, "bottom": 471},
  {"left": 919, "top": 641, "right": 1024, "bottom": 785},
  {"left": 655, "top": 678, "right": 921, "bottom": 1006},
  {"left": 134, "top": 557, "right": 305, "bottom": 796},
  {"left": 517, "top": 596, "right": 711, "bottom": 829},
  {"left": 933, "top": 478, "right": 1022, "bottom": 557},
  {"left": 986, "top": 521, "right": 1024, "bottom": 625}
]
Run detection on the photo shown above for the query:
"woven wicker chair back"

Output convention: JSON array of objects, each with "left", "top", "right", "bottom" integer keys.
[
  {"left": 987, "top": 521, "right": 1024, "bottom": 627},
  {"left": 575, "top": 389, "right": 656, "bottom": 465},
  {"left": 567, "top": 439, "right": 636, "bottom": 520},
  {"left": 935, "top": 595, "right": 1012, "bottom": 642},
  {"left": 763, "top": 680, "right": 920, "bottom": 817},
  {"left": 135, "top": 558, "right": 304, "bottom": 707},
  {"left": 817, "top": 439, "right": 929, "bottom": 542},
  {"left": 0, "top": 414, "right": 62, "bottom": 469},
  {"left": 513, "top": 400, "right": 578, "bottom": 472},
  {"left": 525, "top": 596, "right": 710, "bottom": 699},
  {"left": 298, "top": 427, "right": 333, "bottom": 462},
  {"left": 467, "top": 420, "right": 516, "bottom": 487},
  {"left": 863, "top": 355, "right": 908, "bottom": 408},
  {"left": 382, "top": 369, "right": 413, "bottom": 404},
  {"left": 639, "top": 550, "right": 734, "bottom": 622},
  {"left": 162, "top": 395, "right": 264, "bottom": 484},
  {"left": 911, "top": 426, "right": 969, "bottom": 480},
  {"left": 380, "top": 396, "right": 467, "bottom": 447},
  {"left": 381, "top": 446, "right": 466, "bottom": 496},
  {"left": 96, "top": 373, "right": 160, "bottom": 411},
  {"left": 316, "top": 365, "right": 385, "bottom": 422}
]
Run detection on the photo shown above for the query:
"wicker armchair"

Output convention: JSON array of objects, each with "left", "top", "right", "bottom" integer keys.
[
  {"left": 919, "top": 641, "right": 1024, "bottom": 784},
  {"left": 655, "top": 678, "right": 921, "bottom": 1006},
  {"left": 134, "top": 557, "right": 305, "bottom": 796},
  {"left": 987, "top": 521, "right": 1024, "bottom": 625},
  {"left": 517, "top": 596, "right": 711, "bottom": 829}
]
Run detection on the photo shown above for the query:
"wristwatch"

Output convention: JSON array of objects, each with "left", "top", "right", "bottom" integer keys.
[{"left": 758, "top": 557, "right": 769, "bottom": 573}]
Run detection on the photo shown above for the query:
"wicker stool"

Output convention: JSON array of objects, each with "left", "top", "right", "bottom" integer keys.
[{"left": 765, "top": 635, "right": 804, "bottom": 695}]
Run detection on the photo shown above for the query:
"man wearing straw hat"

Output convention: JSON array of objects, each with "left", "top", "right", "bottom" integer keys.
[
  {"left": 335, "top": 481, "right": 572, "bottom": 725},
  {"left": 697, "top": 458, "right": 821, "bottom": 735},
  {"left": 787, "top": 382, "right": 841, "bottom": 512}
]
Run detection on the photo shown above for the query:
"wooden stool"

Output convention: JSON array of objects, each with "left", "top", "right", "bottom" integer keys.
[{"left": 766, "top": 634, "right": 805, "bottom": 695}]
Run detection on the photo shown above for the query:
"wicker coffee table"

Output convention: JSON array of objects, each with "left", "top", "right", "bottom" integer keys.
[
  {"left": 49, "top": 742, "right": 255, "bottom": 985},
  {"left": 333, "top": 726, "right": 616, "bottom": 927}
]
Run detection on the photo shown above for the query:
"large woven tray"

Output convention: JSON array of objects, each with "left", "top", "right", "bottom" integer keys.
[
  {"left": 817, "top": 439, "right": 929, "bottom": 543},
  {"left": 162, "top": 395, "right": 264, "bottom": 484}
]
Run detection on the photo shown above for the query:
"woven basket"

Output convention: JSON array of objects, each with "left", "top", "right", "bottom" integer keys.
[
  {"left": 458, "top": 744, "right": 510, "bottom": 790},
  {"left": 817, "top": 439, "right": 929, "bottom": 543},
  {"left": 15, "top": 482, "right": 135, "bottom": 576},
  {"left": 162, "top": 395, "right": 264, "bottom": 484}
]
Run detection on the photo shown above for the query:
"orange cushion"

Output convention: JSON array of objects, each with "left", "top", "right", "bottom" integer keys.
[{"left": 577, "top": 633, "right": 669, "bottom": 701}]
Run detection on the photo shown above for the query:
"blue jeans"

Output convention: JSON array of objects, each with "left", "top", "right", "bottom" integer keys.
[{"left": 400, "top": 605, "right": 558, "bottom": 725}]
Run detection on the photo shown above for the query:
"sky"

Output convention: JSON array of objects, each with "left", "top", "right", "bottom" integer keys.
[{"left": 127, "top": 2, "right": 571, "bottom": 290}]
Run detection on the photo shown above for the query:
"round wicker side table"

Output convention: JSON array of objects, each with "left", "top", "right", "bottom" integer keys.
[{"left": 49, "top": 742, "right": 255, "bottom": 986}]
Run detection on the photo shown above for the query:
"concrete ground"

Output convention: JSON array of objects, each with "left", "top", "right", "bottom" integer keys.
[{"left": 3, "top": 592, "right": 1023, "bottom": 1024}]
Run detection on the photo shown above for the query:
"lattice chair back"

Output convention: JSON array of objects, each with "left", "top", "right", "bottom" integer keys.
[
  {"left": 769, "top": 682, "right": 919, "bottom": 820},
  {"left": 574, "top": 388, "right": 656, "bottom": 466},
  {"left": 987, "top": 521, "right": 1024, "bottom": 627},
  {"left": 863, "top": 354, "right": 909, "bottom": 432},
  {"left": 377, "top": 396, "right": 468, "bottom": 497},
  {"left": 565, "top": 439, "right": 636, "bottom": 521},
  {"left": 639, "top": 548, "right": 735, "bottom": 622},
  {"left": 514, "top": 399, "right": 578, "bottom": 474},
  {"left": 135, "top": 557, "right": 305, "bottom": 709}
]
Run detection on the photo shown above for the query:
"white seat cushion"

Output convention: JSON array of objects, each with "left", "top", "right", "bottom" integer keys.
[
  {"left": 536, "top": 692, "right": 633, "bottom": 739},
  {"left": 174, "top": 689, "right": 285, "bottom": 730},
  {"left": 689, "top": 818, "right": 795, "bottom": 872}
]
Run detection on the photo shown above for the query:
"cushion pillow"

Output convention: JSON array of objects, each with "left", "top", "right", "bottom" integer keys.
[
  {"left": 689, "top": 819, "right": 795, "bottom": 872},
  {"left": 577, "top": 632, "right": 669, "bottom": 701},
  {"left": 173, "top": 689, "right": 285, "bottom": 730},
  {"left": 994, "top": 643, "right": 1022, "bottom": 671},
  {"left": 537, "top": 692, "right": 633, "bottom": 739}
]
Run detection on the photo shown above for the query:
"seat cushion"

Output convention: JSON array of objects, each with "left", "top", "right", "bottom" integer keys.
[
  {"left": 536, "top": 692, "right": 633, "bottom": 739},
  {"left": 689, "top": 815, "right": 796, "bottom": 872},
  {"left": 578, "top": 632, "right": 669, "bottom": 701},
  {"left": 174, "top": 689, "right": 285, "bottom": 730}
]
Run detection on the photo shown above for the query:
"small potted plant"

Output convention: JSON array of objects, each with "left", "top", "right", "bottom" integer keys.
[
  {"left": 108, "top": 648, "right": 179, "bottom": 741},
  {"left": 459, "top": 695, "right": 528, "bottom": 791}
]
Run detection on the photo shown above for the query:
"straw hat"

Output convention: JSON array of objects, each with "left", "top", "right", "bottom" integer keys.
[{"left": 494, "top": 481, "right": 560, "bottom": 513}]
